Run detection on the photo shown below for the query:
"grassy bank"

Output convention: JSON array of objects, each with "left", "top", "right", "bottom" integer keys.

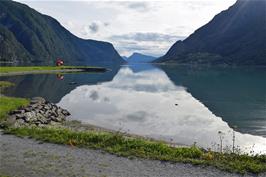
[
  {"left": 0, "top": 96, "right": 29, "bottom": 121},
  {"left": 0, "top": 66, "right": 104, "bottom": 74},
  {"left": 0, "top": 175, "right": 10, "bottom": 177},
  {"left": 0, "top": 81, "right": 29, "bottom": 121},
  {"left": 0, "top": 81, "right": 14, "bottom": 89},
  {"left": 3, "top": 127, "right": 266, "bottom": 174}
]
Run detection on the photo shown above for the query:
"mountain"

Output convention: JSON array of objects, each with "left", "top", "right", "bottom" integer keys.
[
  {"left": 0, "top": 0, "right": 124, "bottom": 65},
  {"left": 155, "top": 0, "right": 266, "bottom": 65},
  {"left": 126, "top": 53, "right": 156, "bottom": 63},
  {"left": 122, "top": 56, "right": 128, "bottom": 60}
]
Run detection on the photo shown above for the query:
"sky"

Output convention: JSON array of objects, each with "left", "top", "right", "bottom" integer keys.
[{"left": 17, "top": 0, "right": 237, "bottom": 57}]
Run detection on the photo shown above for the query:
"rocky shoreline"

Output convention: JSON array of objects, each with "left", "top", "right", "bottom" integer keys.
[{"left": 6, "top": 97, "right": 70, "bottom": 128}]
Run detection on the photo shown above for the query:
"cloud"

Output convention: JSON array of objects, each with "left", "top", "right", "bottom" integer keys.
[
  {"left": 103, "top": 22, "right": 110, "bottom": 27},
  {"left": 58, "top": 66, "right": 266, "bottom": 154},
  {"left": 17, "top": 0, "right": 237, "bottom": 56},
  {"left": 89, "top": 90, "right": 99, "bottom": 101},
  {"left": 81, "top": 21, "right": 110, "bottom": 36},
  {"left": 110, "top": 32, "right": 185, "bottom": 42},
  {"left": 109, "top": 32, "right": 186, "bottom": 56},
  {"left": 63, "top": 20, "right": 75, "bottom": 29},
  {"left": 126, "top": 2, "right": 150, "bottom": 12},
  {"left": 103, "top": 2, "right": 151, "bottom": 12},
  {"left": 126, "top": 111, "right": 147, "bottom": 122},
  {"left": 89, "top": 22, "right": 100, "bottom": 33}
]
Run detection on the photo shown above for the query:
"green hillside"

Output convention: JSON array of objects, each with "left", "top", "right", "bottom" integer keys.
[{"left": 0, "top": 0, "right": 123, "bottom": 65}]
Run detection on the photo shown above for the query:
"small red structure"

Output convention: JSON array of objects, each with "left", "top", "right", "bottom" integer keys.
[
  {"left": 56, "top": 58, "right": 64, "bottom": 66},
  {"left": 56, "top": 74, "right": 64, "bottom": 80}
]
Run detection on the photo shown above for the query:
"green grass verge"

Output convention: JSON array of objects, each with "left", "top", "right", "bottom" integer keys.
[
  {"left": 4, "top": 127, "right": 266, "bottom": 174},
  {"left": 0, "top": 81, "right": 29, "bottom": 121},
  {"left": 0, "top": 66, "right": 101, "bottom": 73},
  {"left": 0, "top": 175, "right": 10, "bottom": 177},
  {"left": 0, "top": 96, "right": 29, "bottom": 121},
  {"left": 0, "top": 81, "right": 15, "bottom": 89}
]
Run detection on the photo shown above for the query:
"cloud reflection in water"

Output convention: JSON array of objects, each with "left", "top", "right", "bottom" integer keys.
[{"left": 58, "top": 67, "right": 266, "bottom": 154}]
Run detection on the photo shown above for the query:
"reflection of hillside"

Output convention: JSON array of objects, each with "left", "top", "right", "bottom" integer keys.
[
  {"left": 160, "top": 65, "right": 266, "bottom": 137},
  {"left": 127, "top": 64, "right": 157, "bottom": 73},
  {"left": 58, "top": 66, "right": 266, "bottom": 153},
  {"left": 1, "top": 65, "right": 121, "bottom": 103}
]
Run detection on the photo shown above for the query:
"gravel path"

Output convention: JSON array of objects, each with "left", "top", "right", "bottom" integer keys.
[{"left": 0, "top": 133, "right": 265, "bottom": 177}]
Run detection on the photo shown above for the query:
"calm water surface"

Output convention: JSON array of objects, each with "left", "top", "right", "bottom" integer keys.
[{"left": 1, "top": 64, "right": 266, "bottom": 153}]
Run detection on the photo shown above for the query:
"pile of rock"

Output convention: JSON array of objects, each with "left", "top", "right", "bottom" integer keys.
[{"left": 8, "top": 97, "right": 70, "bottom": 127}]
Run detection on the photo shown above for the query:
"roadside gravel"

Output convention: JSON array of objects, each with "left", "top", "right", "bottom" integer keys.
[{"left": 1, "top": 133, "right": 265, "bottom": 177}]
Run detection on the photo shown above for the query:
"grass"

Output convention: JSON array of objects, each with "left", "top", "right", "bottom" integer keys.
[
  {"left": 0, "top": 66, "right": 102, "bottom": 73},
  {"left": 0, "top": 175, "right": 10, "bottom": 177},
  {"left": 0, "top": 81, "right": 15, "bottom": 89},
  {"left": 0, "top": 81, "right": 29, "bottom": 121},
  {"left": 0, "top": 96, "right": 29, "bottom": 121},
  {"left": 3, "top": 126, "right": 266, "bottom": 174}
]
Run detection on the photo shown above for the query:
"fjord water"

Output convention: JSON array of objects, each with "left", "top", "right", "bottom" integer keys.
[{"left": 2, "top": 64, "right": 266, "bottom": 153}]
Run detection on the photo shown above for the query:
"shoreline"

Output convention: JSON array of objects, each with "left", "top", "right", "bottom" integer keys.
[
  {"left": 62, "top": 120, "right": 189, "bottom": 148},
  {"left": 0, "top": 83, "right": 266, "bottom": 174},
  {"left": 0, "top": 69, "right": 83, "bottom": 76},
  {"left": 0, "top": 66, "right": 108, "bottom": 76}
]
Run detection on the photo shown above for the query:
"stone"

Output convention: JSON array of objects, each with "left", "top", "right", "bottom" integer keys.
[
  {"left": 50, "top": 112, "right": 57, "bottom": 117},
  {"left": 30, "top": 104, "right": 39, "bottom": 108},
  {"left": 13, "top": 119, "right": 25, "bottom": 128},
  {"left": 16, "top": 114, "right": 25, "bottom": 119},
  {"left": 62, "top": 110, "right": 71, "bottom": 116},
  {"left": 6, "top": 115, "right": 17, "bottom": 125},
  {"left": 8, "top": 97, "right": 70, "bottom": 127},
  {"left": 11, "top": 110, "right": 24, "bottom": 114},
  {"left": 50, "top": 116, "right": 56, "bottom": 121},
  {"left": 30, "top": 97, "right": 46, "bottom": 104},
  {"left": 36, "top": 113, "right": 47, "bottom": 124},
  {"left": 38, "top": 110, "right": 45, "bottom": 114},
  {"left": 37, "top": 124, "right": 45, "bottom": 127},
  {"left": 24, "top": 112, "right": 37, "bottom": 122},
  {"left": 24, "top": 107, "right": 32, "bottom": 112},
  {"left": 52, "top": 106, "right": 56, "bottom": 113}
]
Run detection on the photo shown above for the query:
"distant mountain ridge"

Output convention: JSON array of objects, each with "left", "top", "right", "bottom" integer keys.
[
  {"left": 122, "top": 56, "right": 128, "bottom": 60},
  {"left": 156, "top": 0, "right": 266, "bottom": 65},
  {"left": 0, "top": 0, "right": 124, "bottom": 65},
  {"left": 126, "top": 53, "right": 156, "bottom": 63}
]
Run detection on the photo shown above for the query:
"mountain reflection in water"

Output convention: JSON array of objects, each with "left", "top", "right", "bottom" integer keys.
[
  {"left": 1, "top": 64, "right": 265, "bottom": 153},
  {"left": 57, "top": 64, "right": 266, "bottom": 154}
]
